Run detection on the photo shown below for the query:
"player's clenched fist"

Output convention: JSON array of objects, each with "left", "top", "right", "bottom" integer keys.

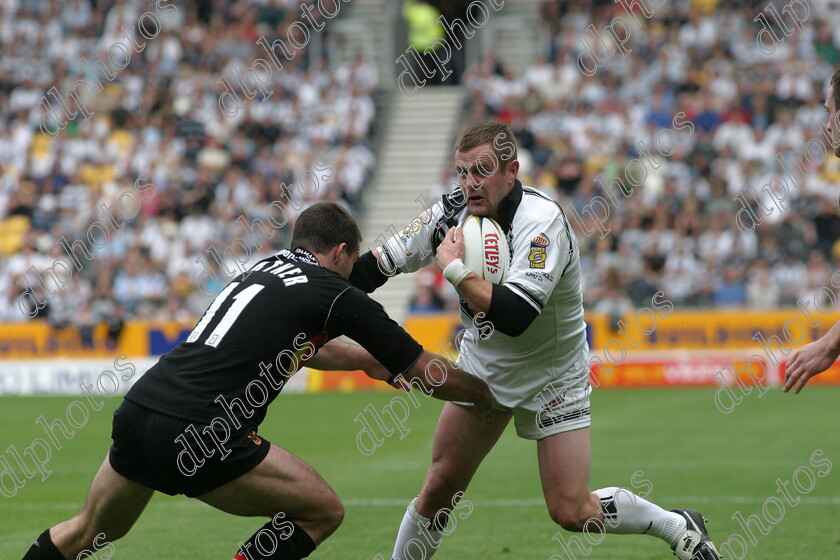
[{"left": 435, "top": 226, "right": 464, "bottom": 270}]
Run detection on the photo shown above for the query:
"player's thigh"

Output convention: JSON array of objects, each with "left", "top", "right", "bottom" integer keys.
[
  {"left": 418, "top": 403, "right": 511, "bottom": 507},
  {"left": 196, "top": 443, "right": 340, "bottom": 522},
  {"left": 536, "top": 426, "right": 593, "bottom": 506},
  {"left": 429, "top": 402, "right": 511, "bottom": 474},
  {"left": 53, "top": 454, "right": 154, "bottom": 548}
]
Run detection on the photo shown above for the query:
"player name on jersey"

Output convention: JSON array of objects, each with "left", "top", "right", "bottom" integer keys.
[{"left": 250, "top": 260, "right": 308, "bottom": 286}]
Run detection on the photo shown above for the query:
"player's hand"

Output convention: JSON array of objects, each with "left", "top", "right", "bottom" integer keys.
[
  {"left": 473, "top": 384, "right": 495, "bottom": 424},
  {"left": 436, "top": 226, "right": 465, "bottom": 269},
  {"left": 784, "top": 338, "right": 838, "bottom": 393}
]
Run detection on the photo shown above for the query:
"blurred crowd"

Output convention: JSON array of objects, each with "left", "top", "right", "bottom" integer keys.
[
  {"left": 0, "top": 0, "right": 379, "bottom": 328},
  {"left": 4, "top": 0, "right": 840, "bottom": 329},
  {"left": 411, "top": 0, "right": 840, "bottom": 319}
]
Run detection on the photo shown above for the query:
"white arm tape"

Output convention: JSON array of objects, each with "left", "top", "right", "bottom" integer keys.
[{"left": 442, "top": 259, "right": 471, "bottom": 288}]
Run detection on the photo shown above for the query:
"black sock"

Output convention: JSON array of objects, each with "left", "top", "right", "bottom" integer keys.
[
  {"left": 234, "top": 519, "right": 317, "bottom": 560},
  {"left": 22, "top": 529, "right": 66, "bottom": 560}
]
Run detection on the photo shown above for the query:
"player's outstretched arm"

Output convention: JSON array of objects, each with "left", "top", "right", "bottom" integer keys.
[
  {"left": 350, "top": 196, "right": 461, "bottom": 292},
  {"left": 327, "top": 280, "right": 491, "bottom": 411},
  {"left": 306, "top": 338, "right": 404, "bottom": 389},
  {"left": 784, "top": 321, "right": 840, "bottom": 393},
  {"left": 401, "top": 350, "right": 494, "bottom": 419}
]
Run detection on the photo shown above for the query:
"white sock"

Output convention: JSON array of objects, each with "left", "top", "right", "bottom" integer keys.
[
  {"left": 592, "top": 487, "right": 686, "bottom": 546},
  {"left": 391, "top": 497, "right": 444, "bottom": 560}
]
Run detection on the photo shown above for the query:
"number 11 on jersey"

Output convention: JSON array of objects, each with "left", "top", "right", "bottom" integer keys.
[{"left": 186, "top": 282, "right": 265, "bottom": 348}]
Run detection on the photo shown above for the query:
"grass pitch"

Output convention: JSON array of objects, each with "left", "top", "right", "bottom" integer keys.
[{"left": 2, "top": 386, "right": 840, "bottom": 559}]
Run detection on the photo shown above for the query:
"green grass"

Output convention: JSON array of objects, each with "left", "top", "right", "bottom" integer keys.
[{"left": 2, "top": 387, "right": 840, "bottom": 559}]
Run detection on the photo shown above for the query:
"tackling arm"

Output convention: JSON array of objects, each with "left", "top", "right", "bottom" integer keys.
[
  {"left": 402, "top": 350, "right": 494, "bottom": 418},
  {"left": 314, "top": 344, "right": 496, "bottom": 416},
  {"left": 306, "top": 338, "right": 375, "bottom": 371},
  {"left": 307, "top": 338, "right": 400, "bottom": 388},
  {"left": 325, "top": 286, "right": 494, "bottom": 412}
]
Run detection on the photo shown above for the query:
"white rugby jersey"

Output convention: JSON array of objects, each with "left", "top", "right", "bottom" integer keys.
[{"left": 378, "top": 181, "right": 589, "bottom": 407}]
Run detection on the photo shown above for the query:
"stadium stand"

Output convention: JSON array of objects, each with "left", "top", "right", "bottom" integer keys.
[
  {"left": 3, "top": 0, "right": 840, "bottom": 329},
  {"left": 411, "top": 0, "right": 840, "bottom": 313},
  {"left": 0, "top": 0, "right": 379, "bottom": 325}
]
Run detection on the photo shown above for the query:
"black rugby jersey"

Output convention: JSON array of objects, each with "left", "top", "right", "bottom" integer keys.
[{"left": 126, "top": 248, "right": 423, "bottom": 426}]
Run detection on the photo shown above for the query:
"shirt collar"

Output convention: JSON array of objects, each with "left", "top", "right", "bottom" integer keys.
[
  {"left": 495, "top": 179, "right": 523, "bottom": 233},
  {"left": 279, "top": 247, "right": 322, "bottom": 267}
]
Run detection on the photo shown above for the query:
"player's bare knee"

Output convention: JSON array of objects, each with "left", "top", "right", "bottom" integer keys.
[
  {"left": 315, "top": 496, "right": 344, "bottom": 540},
  {"left": 325, "top": 498, "right": 345, "bottom": 533},
  {"left": 422, "top": 476, "right": 461, "bottom": 511},
  {"left": 548, "top": 504, "right": 589, "bottom": 532},
  {"left": 305, "top": 496, "right": 344, "bottom": 542}
]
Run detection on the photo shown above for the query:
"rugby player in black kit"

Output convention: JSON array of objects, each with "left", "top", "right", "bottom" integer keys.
[{"left": 20, "top": 202, "right": 492, "bottom": 560}]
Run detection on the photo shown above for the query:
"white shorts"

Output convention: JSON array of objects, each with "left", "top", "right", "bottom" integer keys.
[
  {"left": 512, "top": 373, "right": 591, "bottom": 440},
  {"left": 456, "top": 373, "right": 592, "bottom": 440}
]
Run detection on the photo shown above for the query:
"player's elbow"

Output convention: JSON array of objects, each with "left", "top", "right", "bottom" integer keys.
[{"left": 485, "top": 284, "right": 539, "bottom": 337}]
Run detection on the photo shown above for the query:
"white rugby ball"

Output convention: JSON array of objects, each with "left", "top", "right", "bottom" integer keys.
[{"left": 460, "top": 215, "right": 509, "bottom": 283}]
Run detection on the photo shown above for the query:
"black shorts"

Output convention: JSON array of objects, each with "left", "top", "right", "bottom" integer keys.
[{"left": 109, "top": 399, "right": 271, "bottom": 498}]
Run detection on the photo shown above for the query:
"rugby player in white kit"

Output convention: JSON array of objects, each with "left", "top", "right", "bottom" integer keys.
[{"left": 349, "top": 122, "right": 720, "bottom": 560}]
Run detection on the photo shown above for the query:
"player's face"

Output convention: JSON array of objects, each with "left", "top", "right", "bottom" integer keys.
[
  {"left": 825, "top": 85, "right": 840, "bottom": 157},
  {"left": 455, "top": 143, "right": 519, "bottom": 219}
]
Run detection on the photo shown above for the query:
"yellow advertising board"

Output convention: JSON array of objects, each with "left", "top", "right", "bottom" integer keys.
[
  {"left": 2, "top": 310, "right": 839, "bottom": 390},
  {"left": 595, "top": 309, "right": 840, "bottom": 351},
  {"left": 405, "top": 310, "right": 840, "bottom": 353},
  {"left": 0, "top": 320, "right": 194, "bottom": 359},
  {"left": 1, "top": 309, "right": 834, "bottom": 359}
]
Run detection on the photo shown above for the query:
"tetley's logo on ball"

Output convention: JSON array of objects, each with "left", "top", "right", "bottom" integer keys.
[
  {"left": 529, "top": 233, "right": 549, "bottom": 269},
  {"left": 484, "top": 231, "right": 502, "bottom": 275}
]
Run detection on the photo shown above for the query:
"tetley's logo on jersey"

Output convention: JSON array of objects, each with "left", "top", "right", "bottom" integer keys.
[
  {"left": 529, "top": 233, "right": 549, "bottom": 269},
  {"left": 484, "top": 231, "right": 501, "bottom": 275}
]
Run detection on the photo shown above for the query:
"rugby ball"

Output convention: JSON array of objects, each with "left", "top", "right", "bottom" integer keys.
[{"left": 460, "top": 216, "right": 509, "bottom": 283}]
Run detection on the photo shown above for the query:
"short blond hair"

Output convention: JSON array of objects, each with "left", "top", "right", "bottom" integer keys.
[{"left": 454, "top": 122, "right": 518, "bottom": 171}]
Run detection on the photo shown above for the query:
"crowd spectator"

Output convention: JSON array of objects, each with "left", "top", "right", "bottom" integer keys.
[
  {"left": 409, "top": 266, "right": 450, "bottom": 313},
  {"left": 0, "top": 0, "right": 379, "bottom": 327},
  {"left": 417, "top": 0, "right": 840, "bottom": 313}
]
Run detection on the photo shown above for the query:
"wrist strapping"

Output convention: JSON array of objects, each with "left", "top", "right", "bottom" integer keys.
[{"left": 442, "top": 259, "right": 470, "bottom": 287}]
